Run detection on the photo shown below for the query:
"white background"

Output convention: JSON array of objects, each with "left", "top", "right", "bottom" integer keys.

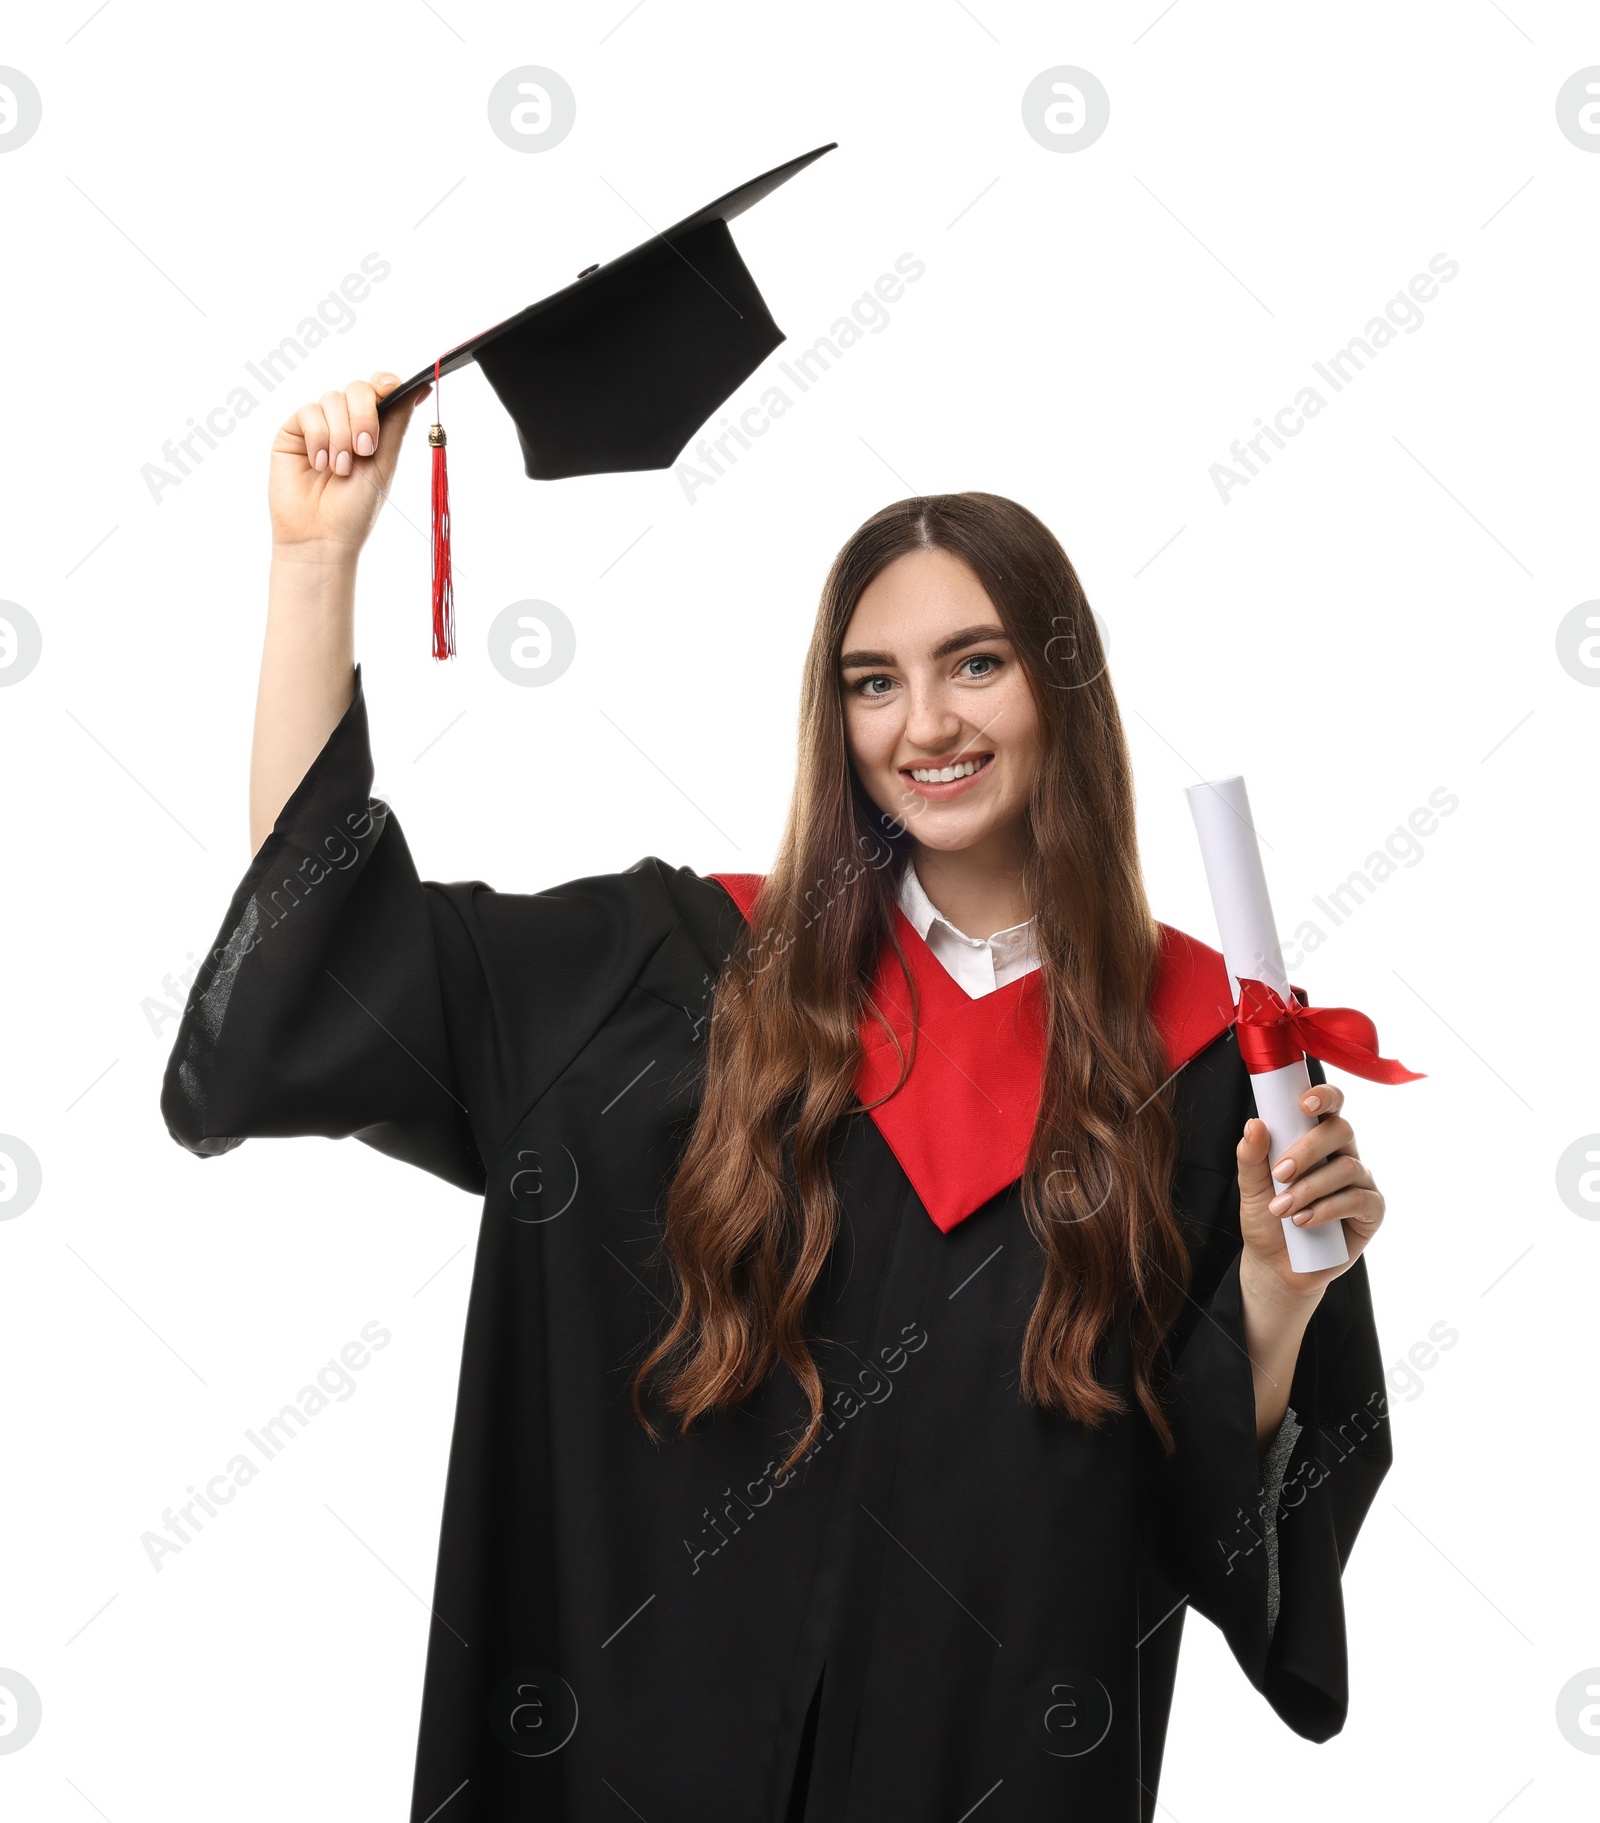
[{"left": 2, "top": 1, "right": 1595, "bottom": 1817}]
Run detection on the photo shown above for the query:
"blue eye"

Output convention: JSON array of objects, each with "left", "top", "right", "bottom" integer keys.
[
  {"left": 851, "top": 675, "right": 894, "bottom": 697},
  {"left": 960, "top": 654, "right": 1002, "bottom": 678}
]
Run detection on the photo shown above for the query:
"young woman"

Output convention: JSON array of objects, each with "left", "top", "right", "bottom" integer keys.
[{"left": 163, "top": 372, "right": 1392, "bottom": 1822}]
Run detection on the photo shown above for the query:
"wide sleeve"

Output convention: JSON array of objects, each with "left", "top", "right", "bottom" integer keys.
[
  {"left": 160, "top": 665, "right": 686, "bottom": 1194},
  {"left": 1142, "top": 1049, "right": 1393, "bottom": 1742}
]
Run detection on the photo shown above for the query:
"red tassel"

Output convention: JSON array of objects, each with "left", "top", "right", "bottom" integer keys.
[{"left": 428, "top": 357, "right": 455, "bottom": 660}]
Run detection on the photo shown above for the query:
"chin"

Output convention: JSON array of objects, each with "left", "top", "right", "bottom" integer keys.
[
  {"left": 867, "top": 774, "right": 1014, "bottom": 849},
  {"left": 911, "top": 822, "right": 995, "bottom": 853},
  {"left": 880, "top": 803, "right": 997, "bottom": 849}
]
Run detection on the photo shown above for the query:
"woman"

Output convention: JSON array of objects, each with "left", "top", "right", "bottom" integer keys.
[{"left": 163, "top": 372, "right": 1392, "bottom": 1821}]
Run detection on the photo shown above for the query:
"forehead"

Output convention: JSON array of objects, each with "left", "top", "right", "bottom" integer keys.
[{"left": 842, "top": 548, "right": 997, "bottom": 649}]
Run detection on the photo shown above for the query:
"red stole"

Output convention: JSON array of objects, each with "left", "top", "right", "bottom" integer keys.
[{"left": 707, "top": 873, "right": 1237, "bottom": 1233}]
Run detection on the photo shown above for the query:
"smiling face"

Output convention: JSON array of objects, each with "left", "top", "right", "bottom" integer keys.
[{"left": 839, "top": 546, "right": 1043, "bottom": 860}]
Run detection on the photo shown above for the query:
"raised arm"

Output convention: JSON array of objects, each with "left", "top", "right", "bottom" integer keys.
[
  {"left": 251, "top": 370, "right": 429, "bottom": 853},
  {"left": 167, "top": 377, "right": 698, "bottom": 1194}
]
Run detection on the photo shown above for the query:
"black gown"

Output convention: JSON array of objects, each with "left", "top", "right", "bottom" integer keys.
[{"left": 160, "top": 669, "right": 1392, "bottom": 1822}]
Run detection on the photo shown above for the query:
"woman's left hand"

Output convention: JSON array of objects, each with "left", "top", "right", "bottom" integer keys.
[{"left": 1236, "top": 1082, "right": 1384, "bottom": 1301}]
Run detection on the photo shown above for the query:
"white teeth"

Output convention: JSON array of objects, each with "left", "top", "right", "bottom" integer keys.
[{"left": 908, "top": 757, "right": 987, "bottom": 784}]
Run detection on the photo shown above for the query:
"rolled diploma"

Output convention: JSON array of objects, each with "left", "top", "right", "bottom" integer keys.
[{"left": 1185, "top": 775, "right": 1349, "bottom": 1272}]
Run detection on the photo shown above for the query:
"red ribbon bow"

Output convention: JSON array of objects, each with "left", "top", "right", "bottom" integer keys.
[{"left": 1234, "top": 976, "right": 1424, "bottom": 1084}]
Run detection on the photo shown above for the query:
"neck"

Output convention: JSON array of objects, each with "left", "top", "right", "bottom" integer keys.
[{"left": 910, "top": 829, "right": 1032, "bottom": 939}]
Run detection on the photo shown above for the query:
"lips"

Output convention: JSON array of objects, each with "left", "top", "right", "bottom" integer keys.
[{"left": 898, "top": 752, "right": 994, "bottom": 800}]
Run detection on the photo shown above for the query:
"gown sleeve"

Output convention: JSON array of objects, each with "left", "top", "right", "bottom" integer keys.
[
  {"left": 1144, "top": 1050, "right": 1393, "bottom": 1743},
  {"left": 160, "top": 665, "right": 683, "bottom": 1193}
]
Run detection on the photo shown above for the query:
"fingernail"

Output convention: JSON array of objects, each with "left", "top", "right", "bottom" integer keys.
[
  {"left": 335, "top": 451, "right": 352, "bottom": 476},
  {"left": 1275, "top": 1157, "right": 1295, "bottom": 1178},
  {"left": 377, "top": 372, "right": 399, "bottom": 385},
  {"left": 356, "top": 431, "right": 374, "bottom": 457},
  {"left": 313, "top": 449, "right": 327, "bottom": 471},
  {"left": 1293, "top": 1209, "right": 1312, "bottom": 1224},
  {"left": 1302, "top": 1093, "right": 1320, "bottom": 1111},
  {"left": 1269, "top": 1193, "right": 1292, "bottom": 1215}
]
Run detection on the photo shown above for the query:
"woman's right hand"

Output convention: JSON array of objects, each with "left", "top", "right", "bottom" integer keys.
[{"left": 269, "top": 371, "right": 430, "bottom": 559}]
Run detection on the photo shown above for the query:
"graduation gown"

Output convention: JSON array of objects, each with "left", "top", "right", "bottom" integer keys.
[{"left": 161, "top": 668, "right": 1392, "bottom": 1822}]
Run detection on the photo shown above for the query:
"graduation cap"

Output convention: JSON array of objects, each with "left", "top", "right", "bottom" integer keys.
[{"left": 378, "top": 141, "right": 837, "bottom": 658}]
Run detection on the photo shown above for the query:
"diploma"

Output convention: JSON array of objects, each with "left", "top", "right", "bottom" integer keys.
[{"left": 1185, "top": 776, "right": 1350, "bottom": 1273}]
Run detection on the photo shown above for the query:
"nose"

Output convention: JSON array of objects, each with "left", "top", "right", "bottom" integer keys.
[{"left": 902, "top": 679, "right": 964, "bottom": 754}]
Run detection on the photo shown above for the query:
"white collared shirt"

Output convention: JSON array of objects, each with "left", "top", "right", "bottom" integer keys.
[{"left": 896, "top": 863, "right": 1040, "bottom": 1000}]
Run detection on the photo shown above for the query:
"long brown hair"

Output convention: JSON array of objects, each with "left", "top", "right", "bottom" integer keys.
[{"left": 633, "top": 493, "right": 1191, "bottom": 1473}]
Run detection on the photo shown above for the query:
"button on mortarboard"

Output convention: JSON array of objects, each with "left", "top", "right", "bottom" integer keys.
[{"left": 376, "top": 142, "right": 837, "bottom": 657}]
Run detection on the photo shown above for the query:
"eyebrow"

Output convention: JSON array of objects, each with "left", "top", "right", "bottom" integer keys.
[{"left": 839, "top": 623, "right": 1011, "bottom": 670}]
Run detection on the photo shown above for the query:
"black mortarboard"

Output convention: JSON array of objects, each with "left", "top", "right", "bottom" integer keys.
[{"left": 377, "top": 141, "right": 837, "bottom": 657}]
